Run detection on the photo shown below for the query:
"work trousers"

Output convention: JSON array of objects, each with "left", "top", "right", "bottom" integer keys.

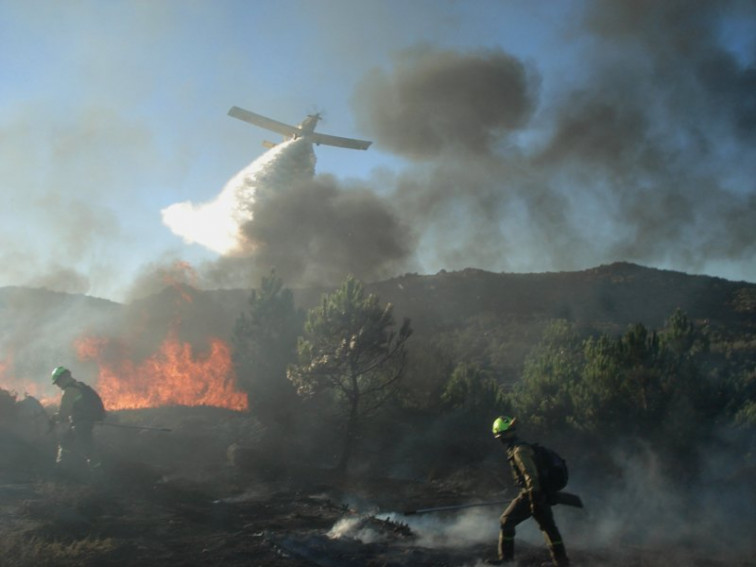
[
  {"left": 56, "top": 421, "right": 98, "bottom": 479},
  {"left": 499, "top": 490, "right": 568, "bottom": 565}
]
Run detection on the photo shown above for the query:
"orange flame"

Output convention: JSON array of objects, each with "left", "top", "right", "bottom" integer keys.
[{"left": 75, "top": 332, "right": 248, "bottom": 411}]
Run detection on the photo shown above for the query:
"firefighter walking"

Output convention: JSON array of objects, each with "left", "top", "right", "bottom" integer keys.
[
  {"left": 49, "top": 366, "right": 104, "bottom": 479},
  {"left": 489, "top": 416, "right": 569, "bottom": 566}
]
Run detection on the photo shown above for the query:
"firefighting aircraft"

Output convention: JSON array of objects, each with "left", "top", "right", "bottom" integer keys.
[{"left": 227, "top": 106, "right": 372, "bottom": 150}]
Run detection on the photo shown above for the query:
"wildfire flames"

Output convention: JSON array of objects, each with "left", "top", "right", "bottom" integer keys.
[{"left": 75, "top": 332, "right": 249, "bottom": 411}]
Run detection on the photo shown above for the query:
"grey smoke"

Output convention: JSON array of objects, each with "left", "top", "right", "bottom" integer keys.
[
  {"left": 343, "top": 2, "right": 756, "bottom": 280},
  {"left": 172, "top": 137, "right": 417, "bottom": 290},
  {"left": 239, "top": 170, "right": 415, "bottom": 286},
  {"left": 354, "top": 46, "right": 537, "bottom": 159},
  {"left": 131, "top": 1, "right": 756, "bottom": 297}
]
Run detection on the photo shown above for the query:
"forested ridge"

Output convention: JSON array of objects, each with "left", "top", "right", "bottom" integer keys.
[
  {"left": 2, "top": 261, "right": 754, "bottom": 477},
  {"left": 224, "top": 263, "right": 755, "bottom": 485},
  {"left": 1, "top": 262, "right": 754, "bottom": 563}
]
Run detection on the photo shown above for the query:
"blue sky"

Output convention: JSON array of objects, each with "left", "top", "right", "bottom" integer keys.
[{"left": 1, "top": 0, "right": 755, "bottom": 302}]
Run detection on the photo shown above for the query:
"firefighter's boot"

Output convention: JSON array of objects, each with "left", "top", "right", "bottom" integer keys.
[
  {"left": 497, "top": 530, "right": 515, "bottom": 562},
  {"left": 547, "top": 541, "right": 569, "bottom": 566}
]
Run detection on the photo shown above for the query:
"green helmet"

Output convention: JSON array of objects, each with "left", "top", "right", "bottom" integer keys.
[
  {"left": 492, "top": 415, "right": 517, "bottom": 438},
  {"left": 51, "top": 366, "right": 71, "bottom": 384}
]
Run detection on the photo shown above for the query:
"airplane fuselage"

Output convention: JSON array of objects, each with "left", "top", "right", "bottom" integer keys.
[{"left": 295, "top": 114, "right": 321, "bottom": 136}]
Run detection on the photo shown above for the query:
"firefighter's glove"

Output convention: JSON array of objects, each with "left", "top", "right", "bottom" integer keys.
[{"left": 529, "top": 490, "right": 548, "bottom": 516}]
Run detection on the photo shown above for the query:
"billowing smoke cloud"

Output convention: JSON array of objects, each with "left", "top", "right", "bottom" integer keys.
[
  {"left": 153, "top": 1, "right": 754, "bottom": 293},
  {"left": 2, "top": 1, "right": 754, "bottom": 305},
  {"left": 239, "top": 171, "right": 415, "bottom": 286},
  {"left": 354, "top": 46, "right": 537, "bottom": 159},
  {"left": 162, "top": 137, "right": 416, "bottom": 289},
  {"left": 346, "top": 2, "right": 756, "bottom": 280}
]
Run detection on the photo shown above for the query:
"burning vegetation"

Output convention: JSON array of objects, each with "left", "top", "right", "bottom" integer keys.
[
  {"left": 74, "top": 331, "right": 247, "bottom": 411},
  {"left": 0, "top": 264, "right": 754, "bottom": 566},
  {"left": 1, "top": 1, "right": 754, "bottom": 563}
]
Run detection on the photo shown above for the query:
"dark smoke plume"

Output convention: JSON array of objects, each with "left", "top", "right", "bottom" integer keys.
[
  {"left": 157, "top": 1, "right": 754, "bottom": 294},
  {"left": 161, "top": 137, "right": 417, "bottom": 291},
  {"left": 347, "top": 3, "right": 756, "bottom": 280},
  {"left": 355, "top": 46, "right": 538, "bottom": 160},
  {"left": 240, "top": 172, "right": 415, "bottom": 286}
]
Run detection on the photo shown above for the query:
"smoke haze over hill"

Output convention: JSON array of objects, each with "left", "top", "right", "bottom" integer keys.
[
  {"left": 1, "top": 1, "right": 754, "bottom": 301},
  {"left": 150, "top": 1, "right": 756, "bottom": 297},
  {"left": 349, "top": 3, "right": 756, "bottom": 282}
]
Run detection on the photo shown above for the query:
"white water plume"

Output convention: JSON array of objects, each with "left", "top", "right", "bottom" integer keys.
[{"left": 162, "top": 139, "right": 314, "bottom": 256}]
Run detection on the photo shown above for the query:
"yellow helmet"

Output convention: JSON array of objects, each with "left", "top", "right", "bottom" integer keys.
[{"left": 492, "top": 416, "right": 517, "bottom": 437}]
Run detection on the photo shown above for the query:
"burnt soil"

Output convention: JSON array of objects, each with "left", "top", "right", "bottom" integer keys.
[
  {"left": 4, "top": 467, "right": 739, "bottom": 567},
  {"left": 0, "top": 408, "right": 753, "bottom": 567}
]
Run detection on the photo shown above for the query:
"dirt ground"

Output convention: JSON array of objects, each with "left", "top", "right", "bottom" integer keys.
[
  {"left": 1, "top": 467, "right": 752, "bottom": 566},
  {"left": 0, "top": 408, "right": 753, "bottom": 567}
]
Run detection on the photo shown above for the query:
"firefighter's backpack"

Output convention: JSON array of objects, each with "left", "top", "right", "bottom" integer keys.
[
  {"left": 72, "top": 381, "right": 107, "bottom": 422},
  {"left": 532, "top": 443, "right": 569, "bottom": 493}
]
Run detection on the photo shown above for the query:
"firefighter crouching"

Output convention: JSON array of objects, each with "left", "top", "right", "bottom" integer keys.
[
  {"left": 489, "top": 416, "right": 569, "bottom": 566},
  {"left": 49, "top": 366, "right": 104, "bottom": 478}
]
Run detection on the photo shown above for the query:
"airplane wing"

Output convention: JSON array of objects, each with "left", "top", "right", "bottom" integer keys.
[
  {"left": 227, "top": 106, "right": 299, "bottom": 137},
  {"left": 311, "top": 132, "right": 372, "bottom": 150}
]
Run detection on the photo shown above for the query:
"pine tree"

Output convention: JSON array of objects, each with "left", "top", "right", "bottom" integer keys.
[
  {"left": 232, "top": 271, "right": 304, "bottom": 427},
  {"left": 288, "top": 275, "right": 412, "bottom": 474}
]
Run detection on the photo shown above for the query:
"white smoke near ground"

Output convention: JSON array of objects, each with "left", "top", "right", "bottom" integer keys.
[
  {"left": 326, "top": 432, "right": 756, "bottom": 561},
  {"left": 558, "top": 439, "right": 756, "bottom": 560},
  {"left": 389, "top": 508, "right": 501, "bottom": 548},
  {"left": 328, "top": 516, "right": 393, "bottom": 544}
]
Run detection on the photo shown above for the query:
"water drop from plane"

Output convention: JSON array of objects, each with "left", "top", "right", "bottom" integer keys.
[{"left": 162, "top": 138, "right": 315, "bottom": 256}]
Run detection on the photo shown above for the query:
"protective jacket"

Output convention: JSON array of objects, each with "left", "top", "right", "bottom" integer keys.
[
  {"left": 55, "top": 382, "right": 86, "bottom": 424},
  {"left": 506, "top": 440, "right": 542, "bottom": 493}
]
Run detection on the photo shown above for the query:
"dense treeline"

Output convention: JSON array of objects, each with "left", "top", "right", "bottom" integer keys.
[{"left": 232, "top": 273, "right": 755, "bottom": 480}]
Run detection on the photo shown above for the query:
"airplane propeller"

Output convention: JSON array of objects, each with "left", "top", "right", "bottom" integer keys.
[{"left": 307, "top": 105, "right": 325, "bottom": 122}]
